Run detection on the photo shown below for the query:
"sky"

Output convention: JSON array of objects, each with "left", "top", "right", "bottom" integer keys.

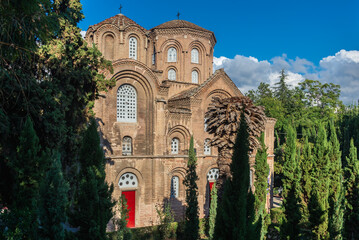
[{"left": 79, "top": 0, "right": 359, "bottom": 104}]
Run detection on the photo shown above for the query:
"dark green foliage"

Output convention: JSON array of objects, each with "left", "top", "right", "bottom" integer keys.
[
  {"left": 254, "top": 133, "right": 270, "bottom": 239},
  {"left": 71, "top": 118, "right": 115, "bottom": 240},
  {"left": 281, "top": 125, "right": 302, "bottom": 239},
  {"left": 214, "top": 113, "right": 254, "bottom": 239},
  {"left": 183, "top": 136, "right": 200, "bottom": 240},
  {"left": 115, "top": 195, "right": 132, "bottom": 240},
  {"left": 156, "top": 200, "right": 175, "bottom": 240},
  {"left": 208, "top": 183, "right": 217, "bottom": 240},
  {"left": 39, "top": 152, "right": 69, "bottom": 240},
  {"left": 343, "top": 139, "right": 359, "bottom": 239}
]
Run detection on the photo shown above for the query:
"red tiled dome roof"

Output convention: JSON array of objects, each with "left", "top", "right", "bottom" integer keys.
[
  {"left": 151, "top": 20, "right": 213, "bottom": 33},
  {"left": 91, "top": 14, "right": 146, "bottom": 31}
]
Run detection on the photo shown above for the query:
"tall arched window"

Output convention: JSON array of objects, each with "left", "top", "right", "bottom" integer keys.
[
  {"left": 118, "top": 172, "right": 138, "bottom": 188},
  {"left": 129, "top": 37, "right": 137, "bottom": 60},
  {"left": 191, "top": 48, "right": 199, "bottom": 63},
  {"left": 168, "top": 69, "right": 176, "bottom": 81},
  {"left": 171, "top": 138, "right": 179, "bottom": 154},
  {"left": 122, "top": 136, "right": 132, "bottom": 156},
  {"left": 167, "top": 47, "right": 177, "bottom": 62},
  {"left": 117, "top": 84, "right": 137, "bottom": 122},
  {"left": 170, "top": 176, "right": 179, "bottom": 198},
  {"left": 192, "top": 70, "right": 199, "bottom": 84},
  {"left": 204, "top": 139, "right": 211, "bottom": 155}
]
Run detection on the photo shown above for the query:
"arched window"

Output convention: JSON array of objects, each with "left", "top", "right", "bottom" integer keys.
[
  {"left": 204, "top": 139, "right": 211, "bottom": 155},
  {"left": 170, "top": 176, "right": 179, "bottom": 198},
  {"left": 122, "top": 136, "right": 132, "bottom": 156},
  {"left": 129, "top": 37, "right": 137, "bottom": 60},
  {"left": 192, "top": 70, "right": 199, "bottom": 84},
  {"left": 191, "top": 48, "right": 199, "bottom": 63},
  {"left": 167, "top": 47, "right": 177, "bottom": 62},
  {"left": 118, "top": 172, "right": 138, "bottom": 188},
  {"left": 207, "top": 168, "right": 219, "bottom": 182},
  {"left": 168, "top": 69, "right": 176, "bottom": 81},
  {"left": 117, "top": 84, "right": 137, "bottom": 122},
  {"left": 171, "top": 138, "right": 179, "bottom": 154}
]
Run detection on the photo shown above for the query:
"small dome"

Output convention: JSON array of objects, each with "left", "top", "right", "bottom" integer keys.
[
  {"left": 90, "top": 14, "right": 146, "bottom": 31},
  {"left": 151, "top": 20, "right": 213, "bottom": 33}
]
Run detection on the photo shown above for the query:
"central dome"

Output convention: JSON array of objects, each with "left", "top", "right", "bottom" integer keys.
[{"left": 151, "top": 19, "right": 213, "bottom": 33}]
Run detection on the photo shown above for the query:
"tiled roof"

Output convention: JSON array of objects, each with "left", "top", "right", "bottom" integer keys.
[
  {"left": 151, "top": 20, "right": 213, "bottom": 34},
  {"left": 90, "top": 14, "right": 146, "bottom": 31},
  {"left": 169, "top": 69, "right": 224, "bottom": 101}
]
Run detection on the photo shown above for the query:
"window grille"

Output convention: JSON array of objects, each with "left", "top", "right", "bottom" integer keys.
[
  {"left": 191, "top": 48, "right": 199, "bottom": 63},
  {"left": 168, "top": 69, "right": 176, "bottom": 81},
  {"left": 207, "top": 168, "right": 219, "bottom": 182},
  {"left": 117, "top": 85, "right": 137, "bottom": 122},
  {"left": 204, "top": 139, "right": 211, "bottom": 155},
  {"left": 119, "top": 172, "right": 138, "bottom": 188},
  {"left": 170, "top": 176, "right": 179, "bottom": 198},
  {"left": 167, "top": 47, "right": 177, "bottom": 62},
  {"left": 171, "top": 138, "right": 179, "bottom": 154},
  {"left": 192, "top": 70, "right": 198, "bottom": 83},
  {"left": 129, "top": 37, "right": 137, "bottom": 60},
  {"left": 122, "top": 136, "right": 132, "bottom": 156}
]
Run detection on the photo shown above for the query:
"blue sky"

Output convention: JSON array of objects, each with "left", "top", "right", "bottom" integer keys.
[{"left": 79, "top": 0, "right": 359, "bottom": 104}]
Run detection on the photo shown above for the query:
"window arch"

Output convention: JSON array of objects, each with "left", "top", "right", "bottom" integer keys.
[
  {"left": 167, "top": 47, "right": 177, "bottom": 62},
  {"left": 192, "top": 70, "right": 199, "bottom": 84},
  {"left": 170, "top": 176, "right": 179, "bottom": 198},
  {"left": 119, "top": 172, "right": 138, "bottom": 188},
  {"left": 168, "top": 68, "right": 176, "bottom": 81},
  {"left": 207, "top": 168, "right": 219, "bottom": 182},
  {"left": 117, "top": 84, "right": 137, "bottom": 122},
  {"left": 204, "top": 139, "right": 211, "bottom": 155},
  {"left": 171, "top": 138, "right": 179, "bottom": 154},
  {"left": 129, "top": 37, "right": 137, "bottom": 60},
  {"left": 122, "top": 136, "right": 132, "bottom": 156},
  {"left": 191, "top": 48, "right": 199, "bottom": 63}
]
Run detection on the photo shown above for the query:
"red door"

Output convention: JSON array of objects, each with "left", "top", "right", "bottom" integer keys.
[
  {"left": 209, "top": 182, "right": 214, "bottom": 206},
  {"left": 122, "top": 191, "right": 136, "bottom": 228}
]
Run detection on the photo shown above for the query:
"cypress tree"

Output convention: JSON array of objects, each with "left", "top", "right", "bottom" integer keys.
[
  {"left": 114, "top": 195, "right": 132, "bottom": 240},
  {"left": 327, "top": 120, "right": 344, "bottom": 239},
  {"left": 214, "top": 112, "right": 253, "bottom": 239},
  {"left": 208, "top": 183, "right": 217, "bottom": 240},
  {"left": 343, "top": 139, "right": 359, "bottom": 239},
  {"left": 281, "top": 125, "right": 302, "bottom": 239},
  {"left": 71, "top": 118, "right": 114, "bottom": 240},
  {"left": 254, "top": 133, "right": 270, "bottom": 239},
  {"left": 183, "top": 136, "right": 200, "bottom": 240},
  {"left": 309, "top": 123, "right": 330, "bottom": 239},
  {"left": 39, "top": 152, "right": 69, "bottom": 240}
]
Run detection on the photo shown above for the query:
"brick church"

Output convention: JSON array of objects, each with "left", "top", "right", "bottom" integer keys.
[{"left": 84, "top": 13, "right": 276, "bottom": 228}]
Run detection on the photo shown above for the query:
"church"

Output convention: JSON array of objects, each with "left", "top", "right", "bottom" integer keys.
[{"left": 85, "top": 13, "right": 276, "bottom": 228}]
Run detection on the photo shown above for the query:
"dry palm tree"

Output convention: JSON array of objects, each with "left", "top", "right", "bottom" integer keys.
[{"left": 205, "top": 96, "right": 266, "bottom": 195}]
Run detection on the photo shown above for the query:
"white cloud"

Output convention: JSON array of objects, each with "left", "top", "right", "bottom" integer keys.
[
  {"left": 214, "top": 50, "right": 359, "bottom": 104},
  {"left": 80, "top": 30, "right": 86, "bottom": 39}
]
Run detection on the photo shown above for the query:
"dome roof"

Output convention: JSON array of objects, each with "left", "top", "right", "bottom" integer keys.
[
  {"left": 90, "top": 14, "right": 146, "bottom": 31},
  {"left": 151, "top": 20, "right": 213, "bottom": 33}
]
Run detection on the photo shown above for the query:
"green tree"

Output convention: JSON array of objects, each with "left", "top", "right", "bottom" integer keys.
[
  {"left": 39, "top": 152, "right": 69, "bottom": 240},
  {"left": 208, "top": 183, "right": 217, "bottom": 240},
  {"left": 183, "top": 136, "right": 200, "bottom": 240},
  {"left": 281, "top": 125, "right": 302, "bottom": 239},
  {"left": 343, "top": 139, "right": 359, "bottom": 239},
  {"left": 114, "top": 195, "right": 132, "bottom": 240},
  {"left": 253, "top": 133, "right": 270, "bottom": 239},
  {"left": 71, "top": 118, "right": 114, "bottom": 240},
  {"left": 214, "top": 112, "right": 254, "bottom": 239}
]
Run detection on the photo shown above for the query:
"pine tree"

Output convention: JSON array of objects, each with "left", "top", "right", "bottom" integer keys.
[
  {"left": 254, "top": 133, "right": 270, "bottom": 239},
  {"left": 327, "top": 120, "right": 344, "bottom": 239},
  {"left": 114, "top": 195, "right": 132, "bottom": 240},
  {"left": 71, "top": 118, "right": 114, "bottom": 240},
  {"left": 214, "top": 112, "right": 253, "bottom": 239},
  {"left": 183, "top": 136, "right": 200, "bottom": 240},
  {"left": 281, "top": 125, "right": 302, "bottom": 239},
  {"left": 343, "top": 139, "right": 359, "bottom": 239},
  {"left": 208, "top": 183, "right": 217, "bottom": 240},
  {"left": 39, "top": 152, "right": 69, "bottom": 240}
]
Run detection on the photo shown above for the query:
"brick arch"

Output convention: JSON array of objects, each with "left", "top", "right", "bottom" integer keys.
[
  {"left": 159, "top": 39, "right": 184, "bottom": 55},
  {"left": 188, "top": 40, "right": 207, "bottom": 63},
  {"left": 167, "top": 125, "right": 191, "bottom": 155},
  {"left": 95, "top": 24, "right": 120, "bottom": 46},
  {"left": 168, "top": 167, "right": 186, "bottom": 198}
]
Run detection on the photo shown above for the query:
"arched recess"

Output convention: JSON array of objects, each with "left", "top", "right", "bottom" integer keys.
[
  {"left": 95, "top": 24, "right": 120, "bottom": 58},
  {"left": 103, "top": 32, "right": 116, "bottom": 60},
  {"left": 126, "top": 33, "right": 141, "bottom": 60},
  {"left": 167, "top": 125, "right": 191, "bottom": 155},
  {"left": 168, "top": 167, "right": 186, "bottom": 199},
  {"left": 188, "top": 40, "right": 207, "bottom": 65},
  {"left": 115, "top": 168, "right": 144, "bottom": 228}
]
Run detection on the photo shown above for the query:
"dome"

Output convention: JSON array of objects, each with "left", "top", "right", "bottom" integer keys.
[
  {"left": 151, "top": 20, "right": 213, "bottom": 33},
  {"left": 90, "top": 14, "right": 146, "bottom": 31}
]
